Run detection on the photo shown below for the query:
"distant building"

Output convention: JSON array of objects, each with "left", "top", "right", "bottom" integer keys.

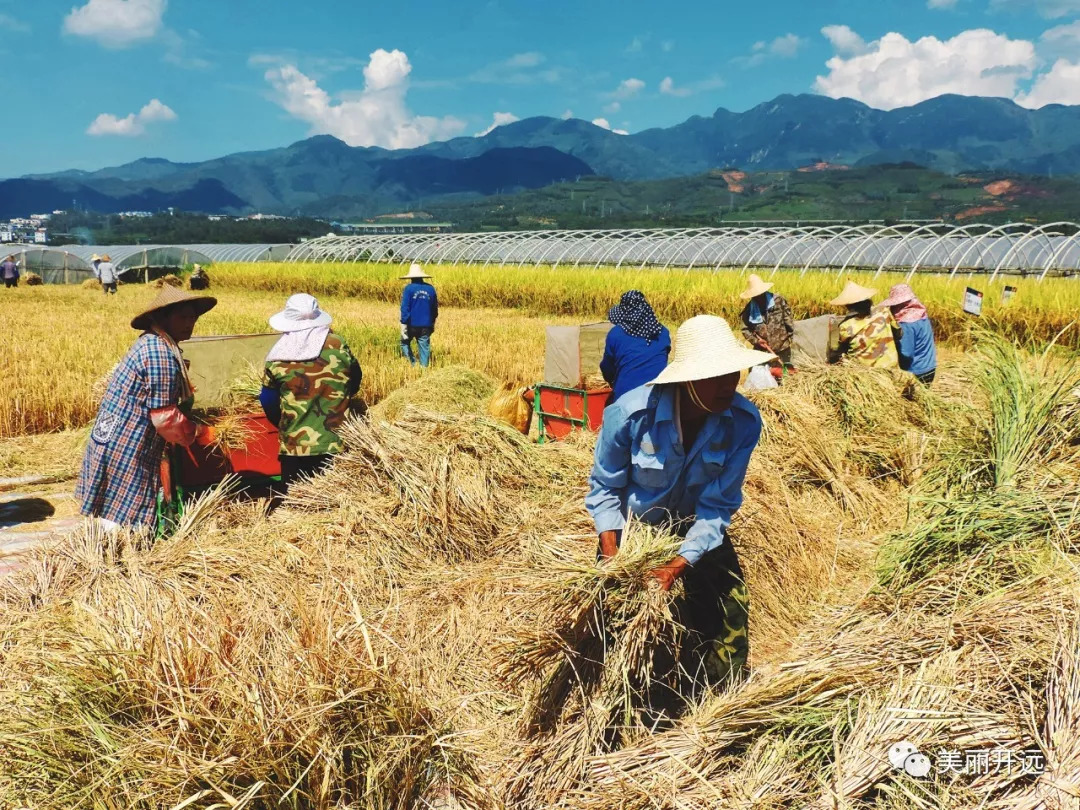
[{"left": 34, "top": 229, "right": 47, "bottom": 244}]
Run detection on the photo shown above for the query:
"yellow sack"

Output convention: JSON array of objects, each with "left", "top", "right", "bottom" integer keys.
[{"left": 488, "top": 383, "right": 533, "bottom": 435}]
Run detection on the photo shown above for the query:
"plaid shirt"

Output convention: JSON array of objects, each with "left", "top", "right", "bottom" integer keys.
[{"left": 76, "top": 333, "right": 182, "bottom": 527}]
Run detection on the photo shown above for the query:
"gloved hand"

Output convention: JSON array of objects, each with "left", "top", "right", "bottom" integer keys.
[
  {"left": 150, "top": 405, "right": 197, "bottom": 447},
  {"left": 598, "top": 530, "right": 619, "bottom": 560},
  {"left": 196, "top": 423, "right": 217, "bottom": 444},
  {"left": 648, "top": 556, "right": 689, "bottom": 591},
  {"left": 770, "top": 366, "right": 784, "bottom": 379},
  {"left": 400, "top": 323, "right": 409, "bottom": 341}
]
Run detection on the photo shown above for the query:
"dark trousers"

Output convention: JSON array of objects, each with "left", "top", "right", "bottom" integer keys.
[
  {"left": 280, "top": 454, "right": 332, "bottom": 489},
  {"left": 103, "top": 282, "right": 117, "bottom": 295},
  {"left": 3, "top": 278, "right": 16, "bottom": 288},
  {"left": 915, "top": 369, "right": 936, "bottom": 385}
]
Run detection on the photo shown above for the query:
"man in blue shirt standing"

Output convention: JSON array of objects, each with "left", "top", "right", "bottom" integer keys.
[
  {"left": 399, "top": 263, "right": 438, "bottom": 367},
  {"left": 587, "top": 315, "right": 774, "bottom": 691}
]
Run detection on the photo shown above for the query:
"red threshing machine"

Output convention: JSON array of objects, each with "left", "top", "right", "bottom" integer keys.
[
  {"left": 533, "top": 322, "right": 614, "bottom": 443},
  {"left": 156, "top": 333, "right": 282, "bottom": 533}
]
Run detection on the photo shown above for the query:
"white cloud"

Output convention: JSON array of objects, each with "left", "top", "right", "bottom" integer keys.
[
  {"left": 659, "top": 76, "right": 692, "bottom": 97},
  {"left": 991, "top": 0, "right": 1080, "bottom": 18},
  {"left": 64, "top": 0, "right": 165, "bottom": 49},
  {"left": 0, "top": 13, "right": 30, "bottom": 32},
  {"left": 591, "top": 118, "right": 629, "bottom": 135},
  {"left": 467, "top": 52, "right": 561, "bottom": 85},
  {"left": 737, "top": 33, "right": 806, "bottom": 67},
  {"left": 603, "top": 101, "right": 621, "bottom": 114},
  {"left": 822, "top": 24, "right": 867, "bottom": 56},
  {"left": 1039, "top": 20, "right": 1080, "bottom": 59},
  {"left": 612, "top": 77, "right": 646, "bottom": 99},
  {"left": 1016, "top": 58, "right": 1080, "bottom": 106},
  {"left": 475, "top": 111, "right": 520, "bottom": 137},
  {"left": 87, "top": 98, "right": 176, "bottom": 136},
  {"left": 264, "top": 49, "right": 466, "bottom": 149},
  {"left": 927, "top": 0, "right": 959, "bottom": 7},
  {"left": 814, "top": 28, "right": 1036, "bottom": 109},
  {"left": 661, "top": 39, "right": 675, "bottom": 53},
  {"left": 561, "top": 108, "right": 574, "bottom": 120},
  {"left": 626, "top": 36, "right": 643, "bottom": 54}
]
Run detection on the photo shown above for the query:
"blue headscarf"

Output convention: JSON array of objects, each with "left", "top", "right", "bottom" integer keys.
[
  {"left": 746, "top": 292, "right": 775, "bottom": 325},
  {"left": 608, "top": 290, "right": 663, "bottom": 344}
]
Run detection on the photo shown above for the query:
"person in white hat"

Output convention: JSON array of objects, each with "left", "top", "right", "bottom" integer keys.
[
  {"left": 399, "top": 263, "right": 438, "bottom": 367},
  {"left": 586, "top": 315, "right": 775, "bottom": 691},
  {"left": 95, "top": 253, "right": 119, "bottom": 295},
  {"left": 827, "top": 281, "right": 898, "bottom": 368},
  {"left": 738, "top": 274, "right": 794, "bottom": 370},
  {"left": 261, "top": 293, "right": 362, "bottom": 491}
]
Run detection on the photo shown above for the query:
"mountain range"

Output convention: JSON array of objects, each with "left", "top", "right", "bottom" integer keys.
[{"left": 6, "top": 93, "right": 1080, "bottom": 220}]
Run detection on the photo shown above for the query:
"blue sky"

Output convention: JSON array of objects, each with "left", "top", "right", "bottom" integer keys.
[{"left": 3, "top": 0, "right": 1080, "bottom": 176}]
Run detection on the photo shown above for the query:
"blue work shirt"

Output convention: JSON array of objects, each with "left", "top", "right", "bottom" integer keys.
[
  {"left": 896, "top": 317, "right": 937, "bottom": 376},
  {"left": 600, "top": 325, "right": 672, "bottom": 402},
  {"left": 401, "top": 282, "right": 438, "bottom": 328},
  {"left": 585, "top": 384, "right": 762, "bottom": 566}
]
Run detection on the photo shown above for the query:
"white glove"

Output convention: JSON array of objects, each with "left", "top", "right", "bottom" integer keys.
[{"left": 400, "top": 323, "right": 409, "bottom": 341}]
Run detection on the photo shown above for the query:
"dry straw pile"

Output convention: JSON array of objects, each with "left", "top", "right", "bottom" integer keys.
[{"left": 0, "top": 331, "right": 1076, "bottom": 809}]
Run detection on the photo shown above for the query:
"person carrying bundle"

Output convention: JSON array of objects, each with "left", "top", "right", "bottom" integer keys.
[
  {"left": 601, "top": 290, "right": 671, "bottom": 402},
  {"left": 586, "top": 315, "right": 775, "bottom": 689},
  {"left": 399, "top": 263, "right": 438, "bottom": 368},
  {"left": 827, "top": 281, "right": 898, "bottom": 368},
  {"left": 261, "top": 294, "right": 362, "bottom": 491},
  {"left": 881, "top": 283, "right": 937, "bottom": 385},
  {"left": 2, "top": 255, "right": 19, "bottom": 288},
  {"left": 739, "top": 274, "right": 794, "bottom": 370}
]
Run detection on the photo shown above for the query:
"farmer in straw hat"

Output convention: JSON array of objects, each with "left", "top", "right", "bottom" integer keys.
[
  {"left": 76, "top": 287, "right": 216, "bottom": 530},
  {"left": 260, "top": 293, "right": 362, "bottom": 491},
  {"left": 587, "top": 315, "right": 775, "bottom": 694},
  {"left": 738, "top": 274, "right": 794, "bottom": 369},
  {"left": 827, "top": 281, "right": 898, "bottom": 368},
  {"left": 880, "top": 283, "right": 937, "bottom": 385},
  {"left": 95, "top": 253, "right": 119, "bottom": 295},
  {"left": 399, "top": 263, "right": 438, "bottom": 367}
]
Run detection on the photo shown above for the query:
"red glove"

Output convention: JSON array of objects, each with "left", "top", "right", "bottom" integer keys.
[
  {"left": 196, "top": 423, "right": 217, "bottom": 444},
  {"left": 648, "top": 556, "right": 689, "bottom": 591},
  {"left": 150, "top": 405, "right": 197, "bottom": 447},
  {"left": 770, "top": 366, "right": 784, "bottom": 379}
]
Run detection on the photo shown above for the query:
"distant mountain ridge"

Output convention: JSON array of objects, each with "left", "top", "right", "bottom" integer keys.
[{"left": 6, "top": 93, "right": 1080, "bottom": 219}]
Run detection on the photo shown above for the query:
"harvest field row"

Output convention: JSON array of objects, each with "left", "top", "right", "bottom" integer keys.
[{"left": 3, "top": 262, "right": 1077, "bottom": 437}]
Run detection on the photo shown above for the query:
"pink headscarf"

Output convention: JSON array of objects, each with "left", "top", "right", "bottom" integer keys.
[{"left": 881, "top": 283, "right": 929, "bottom": 324}]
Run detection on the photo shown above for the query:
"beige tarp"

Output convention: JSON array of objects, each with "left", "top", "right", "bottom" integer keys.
[
  {"left": 792, "top": 315, "right": 834, "bottom": 366},
  {"left": 180, "top": 334, "right": 279, "bottom": 407},
  {"left": 544, "top": 322, "right": 613, "bottom": 387}
]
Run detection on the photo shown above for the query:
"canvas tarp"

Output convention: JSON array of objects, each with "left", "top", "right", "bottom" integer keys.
[
  {"left": 792, "top": 315, "right": 834, "bottom": 366},
  {"left": 544, "top": 322, "right": 612, "bottom": 387},
  {"left": 180, "top": 333, "right": 279, "bottom": 408}
]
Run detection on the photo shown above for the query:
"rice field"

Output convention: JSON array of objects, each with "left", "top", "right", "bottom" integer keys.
[{"left": 0, "top": 261, "right": 1078, "bottom": 809}]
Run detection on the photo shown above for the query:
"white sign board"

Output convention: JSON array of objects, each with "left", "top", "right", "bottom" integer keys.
[
  {"left": 963, "top": 287, "right": 984, "bottom": 317},
  {"left": 1002, "top": 285, "right": 1017, "bottom": 304}
]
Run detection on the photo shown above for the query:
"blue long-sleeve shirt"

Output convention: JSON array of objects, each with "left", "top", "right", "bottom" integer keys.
[
  {"left": 896, "top": 317, "right": 937, "bottom": 376},
  {"left": 400, "top": 282, "right": 438, "bottom": 328},
  {"left": 600, "top": 325, "right": 672, "bottom": 401},
  {"left": 585, "top": 384, "right": 762, "bottom": 566}
]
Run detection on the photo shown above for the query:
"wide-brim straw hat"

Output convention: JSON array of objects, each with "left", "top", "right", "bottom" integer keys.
[
  {"left": 90, "top": 254, "right": 102, "bottom": 262},
  {"left": 739, "top": 273, "right": 775, "bottom": 300},
  {"left": 101, "top": 254, "right": 112, "bottom": 262},
  {"left": 131, "top": 286, "right": 217, "bottom": 330},
  {"left": 399, "top": 263, "right": 431, "bottom": 280},
  {"left": 879, "top": 283, "right": 916, "bottom": 308},
  {"left": 829, "top": 281, "right": 877, "bottom": 307},
  {"left": 268, "top": 292, "right": 332, "bottom": 332},
  {"left": 649, "top": 315, "right": 776, "bottom": 387}
]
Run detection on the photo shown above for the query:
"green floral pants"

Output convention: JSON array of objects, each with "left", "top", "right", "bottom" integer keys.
[{"left": 679, "top": 541, "right": 750, "bottom": 691}]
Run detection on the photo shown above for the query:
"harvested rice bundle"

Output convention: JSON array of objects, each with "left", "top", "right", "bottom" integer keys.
[
  {"left": 149, "top": 273, "right": 183, "bottom": 288},
  {"left": 487, "top": 381, "right": 533, "bottom": 435},
  {"left": 374, "top": 364, "right": 496, "bottom": 421},
  {"left": 80, "top": 277, "right": 101, "bottom": 290},
  {"left": 499, "top": 521, "right": 686, "bottom": 808},
  {"left": 23, "top": 271, "right": 42, "bottom": 286},
  {"left": 288, "top": 408, "right": 583, "bottom": 561}
]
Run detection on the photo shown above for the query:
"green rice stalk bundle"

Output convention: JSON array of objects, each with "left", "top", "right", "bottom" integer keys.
[
  {"left": 287, "top": 408, "right": 585, "bottom": 562},
  {"left": 877, "top": 486, "right": 1080, "bottom": 592}
]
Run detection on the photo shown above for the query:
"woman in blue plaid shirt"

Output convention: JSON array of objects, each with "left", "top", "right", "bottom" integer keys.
[{"left": 77, "top": 288, "right": 216, "bottom": 530}]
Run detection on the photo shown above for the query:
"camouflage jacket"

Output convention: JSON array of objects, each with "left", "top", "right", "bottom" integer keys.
[
  {"left": 828, "top": 308, "right": 899, "bottom": 369},
  {"left": 264, "top": 334, "right": 362, "bottom": 456}
]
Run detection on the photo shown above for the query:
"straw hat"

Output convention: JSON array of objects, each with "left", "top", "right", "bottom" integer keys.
[
  {"left": 131, "top": 286, "right": 217, "bottom": 330},
  {"left": 399, "top": 263, "right": 431, "bottom": 280},
  {"left": 268, "top": 293, "right": 332, "bottom": 332},
  {"left": 879, "top": 283, "right": 916, "bottom": 308},
  {"left": 649, "top": 315, "right": 775, "bottom": 386},
  {"left": 101, "top": 254, "right": 112, "bottom": 262},
  {"left": 829, "top": 281, "right": 877, "bottom": 307},
  {"left": 739, "top": 274, "right": 775, "bottom": 300},
  {"left": 90, "top": 254, "right": 102, "bottom": 262}
]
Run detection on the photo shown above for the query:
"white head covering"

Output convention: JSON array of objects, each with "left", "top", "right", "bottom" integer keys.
[
  {"left": 266, "top": 293, "right": 333, "bottom": 363},
  {"left": 649, "top": 315, "right": 775, "bottom": 386},
  {"left": 399, "top": 263, "right": 432, "bottom": 280}
]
